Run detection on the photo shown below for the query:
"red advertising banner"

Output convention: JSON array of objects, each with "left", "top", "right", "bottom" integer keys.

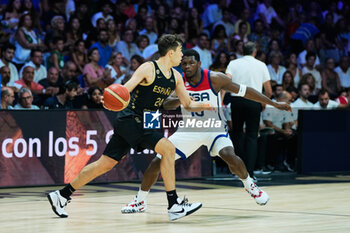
[{"left": 0, "top": 110, "right": 211, "bottom": 187}]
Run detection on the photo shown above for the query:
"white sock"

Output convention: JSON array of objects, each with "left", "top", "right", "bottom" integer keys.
[
  {"left": 136, "top": 188, "right": 149, "bottom": 202},
  {"left": 240, "top": 175, "right": 254, "bottom": 190}
]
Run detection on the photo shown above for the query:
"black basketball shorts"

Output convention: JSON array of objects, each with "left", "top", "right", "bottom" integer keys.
[{"left": 103, "top": 114, "right": 163, "bottom": 161}]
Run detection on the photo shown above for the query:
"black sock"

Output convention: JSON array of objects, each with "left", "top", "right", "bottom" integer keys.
[
  {"left": 59, "top": 184, "right": 75, "bottom": 199},
  {"left": 166, "top": 190, "right": 178, "bottom": 209}
]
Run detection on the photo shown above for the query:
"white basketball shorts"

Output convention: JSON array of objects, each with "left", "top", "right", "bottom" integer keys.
[{"left": 157, "top": 131, "right": 233, "bottom": 160}]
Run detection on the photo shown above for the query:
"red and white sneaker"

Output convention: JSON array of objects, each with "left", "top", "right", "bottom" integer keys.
[
  {"left": 245, "top": 183, "right": 269, "bottom": 205},
  {"left": 121, "top": 196, "right": 147, "bottom": 213}
]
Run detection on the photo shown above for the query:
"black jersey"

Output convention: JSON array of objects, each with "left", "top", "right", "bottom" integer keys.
[{"left": 125, "top": 61, "right": 176, "bottom": 116}]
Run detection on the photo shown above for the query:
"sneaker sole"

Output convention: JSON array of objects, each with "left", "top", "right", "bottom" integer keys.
[
  {"left": 121, "top": 209, "right": 146, "bottom": 214},
  {"left": 47, "top": 194, "right": 68, "bottom": 218},
  {"left": 257, "top": 196, "right": 270, "bottom": 206}
]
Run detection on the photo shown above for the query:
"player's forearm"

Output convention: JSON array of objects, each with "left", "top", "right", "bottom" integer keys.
[
  {"left": 184, "top": 101, "right": 210, "bottom": 112},
  {"left": 163, "top": 97, "right": 181, "bottom": 110},
  {"left": 244, "top": 87, "right": 277, "bottom": 108}
]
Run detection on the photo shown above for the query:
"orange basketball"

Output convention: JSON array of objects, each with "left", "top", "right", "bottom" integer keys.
[{"left": 103, "top": 84, "right": 130, "bottom": 111}]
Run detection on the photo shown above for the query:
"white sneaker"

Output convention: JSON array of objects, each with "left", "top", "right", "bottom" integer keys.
[
  {"left": 121, "top": 196, "right": 147, "bottom": 213},
  {"left": 47, "top": 190, "right": 70, "bottom": 218},
  {"left": 245, "top": 183, "right": 269, "bottom": 205},
  {"left": 168, "top": 198, "right": 202, "bottom": 221}
]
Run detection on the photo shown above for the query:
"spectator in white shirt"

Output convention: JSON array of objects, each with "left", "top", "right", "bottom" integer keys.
[
  {"left": 255, "top": 0, "right": 285, "bottom": 29},
  {"left": 291, "top": 83, "right": 314, "bottom": 128},
  {"left": 267, "top": 51, "right": 286, "bottom": 84},
  {"left": 139, "top": 16, "right": 158, "bottom": 45},
  {"left": 91, "top": 2, "right": 113, "bottom": 28},
  {"left": 313, "top": 89, "right": 339, "bottom": 110},
  {"left": 297, "top": 39, "right": 320, "bottom": 69},
  {"left": 334, "top": 56, "right": 350, "bottom": 88},
  {"left": 0, "top": 43, "right": 19, "bottom": 83},
  {"left": 193, "top": 33, "right": 212, "bottom": 70},
  {"left": 19, "top": 49, "right": 47, "bottom": 83},
  {"left": 301, "top": 52, "right": 322, "bottom": 90}
]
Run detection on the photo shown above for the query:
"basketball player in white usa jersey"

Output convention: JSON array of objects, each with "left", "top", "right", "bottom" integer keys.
[{"left": 121, "top": 49, "right": 291, "bottom": 213}]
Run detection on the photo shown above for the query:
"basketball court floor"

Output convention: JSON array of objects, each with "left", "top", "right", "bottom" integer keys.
[{"left": 1, "top": 175, "right": 350, "bottom": 233}]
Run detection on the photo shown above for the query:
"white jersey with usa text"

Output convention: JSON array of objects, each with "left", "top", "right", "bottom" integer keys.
[{"left": 179, "top": 69, "right": 227, "bottom": 132}]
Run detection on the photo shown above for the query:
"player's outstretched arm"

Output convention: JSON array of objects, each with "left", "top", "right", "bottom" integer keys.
[
  {"left": 212, "top": 72, "right": 291, "bottom": 112},
  {"left": 173, "top": 70, "right": 214, "bottom": 112},
  {"left": 123, "top": 62, "right": 153, "bottom": 92},
  {"left": 162, "top": 92, "right": 181, "bottom": 110}
]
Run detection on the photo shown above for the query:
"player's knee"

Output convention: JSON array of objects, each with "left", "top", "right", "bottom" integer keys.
[{"left": 157, "top": 139, "right": 175, "bottom": 158}]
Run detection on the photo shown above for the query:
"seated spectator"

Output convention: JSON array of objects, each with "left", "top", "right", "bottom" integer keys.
[
  {"left": 301, "top": 52, "right": 322, "bottom": 91},
  {"left": 334, "top": 56, "right": 350, "bottom": 88},
  {"left": 71, "top": 40, "right": 88, "bottom": 74},
  {"left": 313, "top": 89, "right": 340, "bottom": 110},
  {"left": 116, "top": 29, "right": 140, "bottom": 64},
  {"left": 13, "top": 88, "right": 39, "bottom": 110},
  {"left": 212, "top": 25, "right": 231, "bottom": 53},
  {"left": 234, "top": 8, "right": 251, "bottom": 36},
  {"left": 233, "top": 21, "right": 249, "bottom": 43},
  {"left": 19, "top": 49, "right": 47, "bottom": 83},
  {"left": 107, "top": 19, "right": 121, "bottom": 49},
  {"left": 15, "top": 66, "right": 45, "bottom": 95},
  {"left": 0, "top": 43, "right": 19, "bottom": 83},
  {"left": 139, "top": 16, "right": 158, "bottom": 45},
  {"left": 282, "top": 71, "right": 295, "bottom": 91},
  {"left": 105, "top": 52, "right": 127, "bottom": 84},
  {"left": 267, "top": 51, "right": 286, "bottom": 84},
  {"left": 91, "top": 1, "right": 113, "bottom": 28},
  {"left": 271, "top": 84, "right": 283, "bottom": 100},
  {"left": 0, "top": 66, "right": 21, "bottom": 92},
  {"left": 321, "top": 57, "right": 341, "bottom": 99},
  {"left": 297, "top": 39, "right": 320, "bottom": 69},
  {"left": 300, "top": 73, "right": 317, "bottom": 96},
  {"left": 1, "top": 87, "right": 15, "bottom": 109},
  {"left": 43, "top": 81, "right": 78, "bottom": 109},
  {"left": 2, "top": 0, "right": 21, "bottom": 31},
  {"left": 291, "top": 83, "right": 314, "bottom": 128},
  {"left": 201, "top": 0, "right": 225, "bottom": 28},
  {"left": 193, "top": 34, "right": 212, "bottom": 70},
  {"left": 86, "top": 18, "right": 106, "bottom": 48},
  {"left": 90, "top": 29, "right": 112, "bottom": 67},
  {"left": 248, "top": 19, "right": 270, "bottom": 54},
  {"left": 47, "top": 37, "right": 65, "bottom": 72},
  {"left": 185, "top": 7, "right": 204, "bottom": 40},
  {"left": 155, "top": 4, "right": 169, "bottom": 36},
  {"left": 66, "top": 16, "right": 83, "bottom": 48},
  {"left": 135, "top": 35, "right": 150, "bottom": 58},
  {"left": 233, "top": 40, "right": 244, "bottom": 59},
  {"left": 286, "top": 53, "right": 302, "bottom": 88},
  {"left": 255, "top": 0, "right": 285, "bottom": 29},
  {"left": 262, "top": 91, "right": 296, "bottom": 171},
  {"left": 81, "top": 87, "right": 104, "bottom": 109},
  {"left": 209, "top": 51, "right": 230, "bottom": 73},
  {"left": 39, "top": 67, "right": 61, "bottom": 97},
  {"left": 13, "top": 13, "right": 44, "bottom": 66},
  {"left": 123, "top": 55, "right": 144, "bottom": 84},
  {"left": 45, "top": 16, "right": 67, "bottom": 49},
  {"left": 336, "top": 88, "right": 350, "bottom": 105},
  {"left": 83, "top": 48, "right": 113, "bottom": 89}
]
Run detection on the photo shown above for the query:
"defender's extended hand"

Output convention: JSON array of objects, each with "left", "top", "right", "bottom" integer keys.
[{"left": 274, "top": 102, "right": 292, "bottom": 112}]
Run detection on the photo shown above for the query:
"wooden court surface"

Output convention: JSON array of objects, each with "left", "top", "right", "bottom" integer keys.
[{"left": 1, "top": 178, "right": 350, "bottom": 233}]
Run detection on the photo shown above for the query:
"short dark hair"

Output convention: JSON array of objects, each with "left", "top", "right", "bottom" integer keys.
[
  {"left": 130, "top": 54, "right": 144, "bottom": 64},
  {"left": 53, "top": 36, "right": 65, "bottom": 44},
  {"left": 318, "top": 89, "right": 328, "bottom": 96},
  {"left": 183, "top": 49, "right": 200, "bottom": 62},
  {"left": 2, "top": 43, "right": 16, "bottom": 54},
  {"left": 298, "top": 82, "right": 310, "bottom": 91},
  {"left": 30, "top": 48, "right": 42, "bottom": 57},
  {"left": 64, "top": 81, "right": 79, "bottom": 92},
  {"left": 306, "top": 51, "right": 316, "bottom": 60},
  {"left": 243, "top": 41, "right": 256, "bottom": 55},
  {"left": 158, "top": 34, "right": 183, "bottom": 57}
]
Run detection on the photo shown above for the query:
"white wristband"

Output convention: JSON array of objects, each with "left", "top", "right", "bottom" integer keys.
[{"left": 236, "top": 84, "right": 247, "bottom": 97}]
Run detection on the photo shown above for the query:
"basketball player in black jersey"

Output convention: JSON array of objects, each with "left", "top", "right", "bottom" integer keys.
[{"left": 47, "top": 35, "right": 212, "bottom": 221}]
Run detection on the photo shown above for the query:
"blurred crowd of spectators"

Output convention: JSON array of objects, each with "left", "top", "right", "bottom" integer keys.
[{"left": 0, "top": 0, "right": 349, "bottom": 111}]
